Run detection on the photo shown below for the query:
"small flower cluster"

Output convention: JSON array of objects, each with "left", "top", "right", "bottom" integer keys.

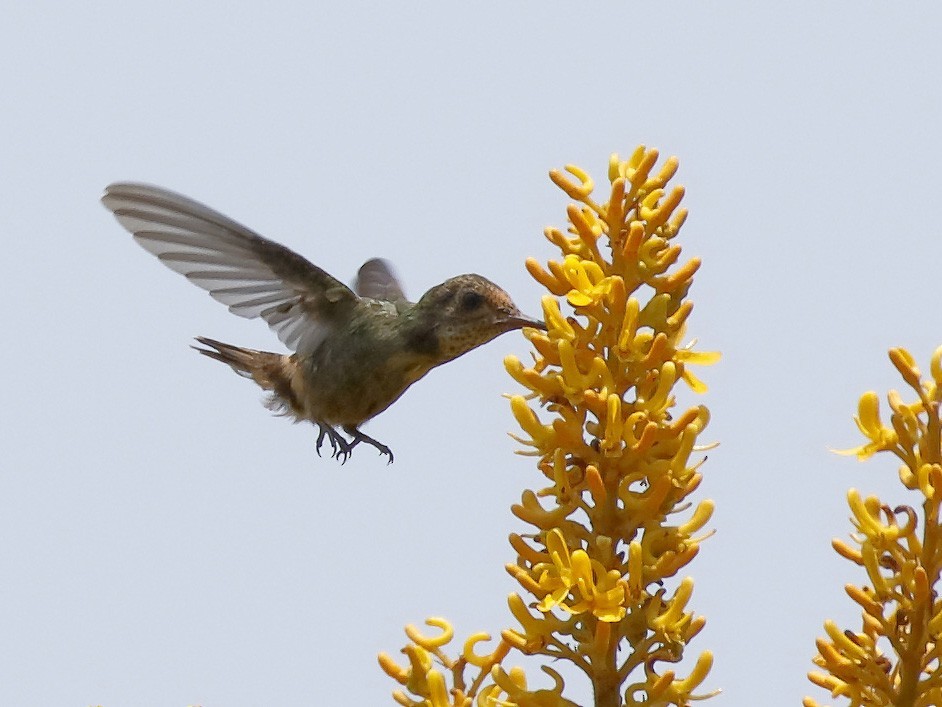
[
  {"left": 807, "top": 347, "right": 942, "bottom": 707},
  {"left": 380, "top": 147, "right": 718, "bottom": 706}
]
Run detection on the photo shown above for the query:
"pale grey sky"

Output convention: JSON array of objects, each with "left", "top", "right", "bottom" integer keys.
[{"left": 3, "top": 2, "right": 941, "bottom": 705}]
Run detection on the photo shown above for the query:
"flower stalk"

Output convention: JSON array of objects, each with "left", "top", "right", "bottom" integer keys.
[
  {"left": 380, "top": 147, "right": 718, "bottom": 706},
  {"left": 808, "top": 347, "right": 942, "bottom": 707}
]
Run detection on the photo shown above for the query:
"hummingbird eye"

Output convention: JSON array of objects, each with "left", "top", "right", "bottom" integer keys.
[{"left": 459, "top": 290, "right": 485, "bottom": 312}]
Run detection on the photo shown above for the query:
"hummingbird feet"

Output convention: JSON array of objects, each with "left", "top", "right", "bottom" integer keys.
[
  {"left": 314, "top": 423, "right": 353, "bottom": 462},
  {"left": 343, "top": 425, "right": 395, "bottom": 464},
  {"left": 313, "top": 423, "right": 394, "bottom": 464}
]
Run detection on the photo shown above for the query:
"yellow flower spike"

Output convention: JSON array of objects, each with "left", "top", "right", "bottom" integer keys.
[
  {"left": 666, "top": 300, "right": 695, "bottom": 330},
  {"left": 509, "top": 396, "right": 554, "bottom": 450},
  {"left": 670, "top": 650, "right": 715, "bottom": 696},
  {"left": 505, "top": 355, "right": 561, "bottom": 401},
  {"left": 847, "top": 489, "right": 892, "bottom": 539},
  {"left": 626, "top": 148, "right": 659, "bottom": 194},
  {"left": 814, "top": 637, "right": 851, "bottom": 670},
  {"left": 645, "top": 670, "right": 676, "bottom": 700},
  {"left": 667, "top": 207, "right": 688, "bottom": 237},
  {"left": 832, "top": 539, "right": 864, "bottom": 565},
  {"left": 677, "top": 500, "right": 715, "bottom": 537},
  {"left": 926, "top": 604, "right": 942, "bottom": 637},
  {"left": 525, "top": 257, "right": 569, "bottom": 296},
  {"left": 489, "top": 665, "right": 580, "bottom": 707},
  {"left": 650, "top": 577, "right": 695, "bottom": 638},
  {"left": 665, "top": 410, "right": 702, "bottom": 445},
  {"left": 403, "top": 644, "right": 435, "bottom": 695},
  {"left": 425, "top": 670, "right": 452, "bottom": 707},
  {"left": 617, "top": 297, "right": 641, "bottom": 354},
  {"left": 645, "top": 186, "right": 686, "bottom": 231},
  {"left": 540, "top": 296, "right": 575, "bottom": 341},
  {"left": 606, "top": 274, "right": 627, "bottom": 319},
  {"left": 676, "top": 347, "right": 721, "bottom": 367},
  {"left": 626, "top": 145, "right": 649, "bottom": 169},
  {"left": 543, "top": 528, "right": 570, "bottom": 567},
  {"left": 506, "top": 563, "right": 544, "bottom": 595},
  {"left": 602, "top": 393, "right": 624, "bottom": 455},
  {"left": 607, "top": 151, "right": 623, "bottom": 181},
  {"left": 544, "top": 226, "right": 575, "bottom": 253},
  {"left": 404, "top": 642, "right": 434, "bottom": 671},
  {"left": 509, "top": 533, "right": 549, "bottom": 566},
  {"left": 928, "top": 463, "right": 942, "bottom": 495},
  {"left": 406, "top": 616, "right": 455, "bottom": 651},
  {"left": 638, "top": 235, "right": 669, "bottom": 271},
  {"left": 931, "top": 346, "right": 942, "bottom": 393},
  {"left": 667, "top": 423, "right": 698, "bottom": 474},
  {"left": 550, "top": 165, "right": 595, "bottom": 201},
  {"left": 618, "top": 411, "right": 649, "bottom": 446},
  {"left": 379, "top": 652, "right": 412, "bottom": 683},
  {"left": 649, "top": 243, "right": 682, "bottom": 275},
  {"left": 627, "top": 421, "right": 660, "bottom": 456},
  {"left": 561, "top": 255, "right": 608, "bottom": 305},
  {"left": 605, "top": 178, "right": 627, "bottom": 235},
  {"left": 505, "top": 595, "right": 565, "bottom": 651},
  {"left": 391, "top": 690, "right": 412, "bottom": 706},
  {"left": 545, "top": 257, "right": 571, "bottom": 285},
  {"left": 539, "top": 450, "right": 574, "bottom": 502},
  {"left": 638, "top": 294, "right": 672, "bottom": 331},
  {"left": 621, "top": 221, "right": 645, "bottom": 264},
  {"left": 488, "top": 151, "right": 715, "bottom": 704},
  {"left": 504, "top": 355, "right": 528, "bottom": 383},
  {"left": 687, "top": 615, "right": 707, "bottom": 641},
  {"left": 491, "top": 665, "right": 528, "bottom": 693},
  {"left": 860, "top": 559, "right": 891, "bottom": 607},
  {"left": 567, "top": 548, "right": 593, "bottom": 593},
  {"left": 845, "top": 585, "right": 884, "bottom": 619},
  {"left": 566, "top": 204, "right": 603, "bottom": 249},
  {"left": 555, "top": 340, "right": 614, "bottom": 398},
  {"left": 643, "top": 361, "right": 678, "bottom": 413},
  {"left": 512, "top": 490, "right": 579, "bottom": 530},
  {"left": 660, "top": 257, "right": 701, "bottom": 294},
  {"left": 463, "top": 634, "right": 511, "bottom": 670},
  {"left": 585, "top": 465, "right": 606, "bottom": 504},
  {"left": 679, "top": 367, "right": 709, "bottom": 394},
  {"left": 914, "top": 462, "right": 938, "bottom": 499},
  {"left": 639, "top": 188, "right": 665, "bottom": 216},
  {"left": 529, "top": 335, "right": 560, "bottom": 367},
  {"left": 889, "top": 347, "right": 922, "bottom": 392},
  {"left": 500, "top": 627, "right": 530, "bottom": 653},
  {"left": 823, "top": 620, "right": 869, "bottom": 661},
  {"left": 836, "top": 391, "right": 896, "bottom": 459},
  {"left": 639, "top": 333, "right": 670, "bottom": 370},
  {"left": 650, "top": 155, "right": 680, "bottom": 191}
]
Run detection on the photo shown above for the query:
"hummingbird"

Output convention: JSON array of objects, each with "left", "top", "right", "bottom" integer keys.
[{"left": 101, "top": 182, "right": 545, "bottom": 463}]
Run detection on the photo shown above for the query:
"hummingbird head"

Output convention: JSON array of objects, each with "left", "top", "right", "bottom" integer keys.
[{"left": 410, "top": 274, "right": 545, "bottom": 363}]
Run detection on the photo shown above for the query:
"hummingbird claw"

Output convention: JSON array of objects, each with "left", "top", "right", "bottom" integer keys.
[
  {"left": 343, "top": 425, "right": 395, "bottom": 464},
  {"left": 314, "top": 424, "right": 332, "bottom": 456},
  {"left": 315, "top": 423, "right": 352, "bottom": 463}
]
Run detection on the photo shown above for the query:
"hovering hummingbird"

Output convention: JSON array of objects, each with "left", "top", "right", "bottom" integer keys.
[{"left": 102, "top": 183, "right": 544, "bottom": 463}]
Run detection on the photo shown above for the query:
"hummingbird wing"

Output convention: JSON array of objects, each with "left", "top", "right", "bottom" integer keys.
[
  {"left": 354, "top": 258, "right": 406, "bottom": 302},
  {"left": 102, "top": 182, "right": 358, "bottom": 354}
]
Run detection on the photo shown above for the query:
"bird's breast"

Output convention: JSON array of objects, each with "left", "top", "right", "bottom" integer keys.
[{"left": 293, "top": 322, "right": 438, "bottom": 427}]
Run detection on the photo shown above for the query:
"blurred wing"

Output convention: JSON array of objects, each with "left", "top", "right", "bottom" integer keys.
[
  {"left": 102, "top": 182, "right": 358, "bottom": 353},
  {"left": 355, "top": 258, "right": 406, "bottom": 302}
]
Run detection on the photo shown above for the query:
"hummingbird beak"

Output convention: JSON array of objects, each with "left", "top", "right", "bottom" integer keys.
[{"left": 500, "top": 310, "right": 547, "bottom": 332}]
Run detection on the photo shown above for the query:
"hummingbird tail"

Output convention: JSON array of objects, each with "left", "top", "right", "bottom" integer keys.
[{"left": 192, "top": 337, "right": 302, "bottom": 416}]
